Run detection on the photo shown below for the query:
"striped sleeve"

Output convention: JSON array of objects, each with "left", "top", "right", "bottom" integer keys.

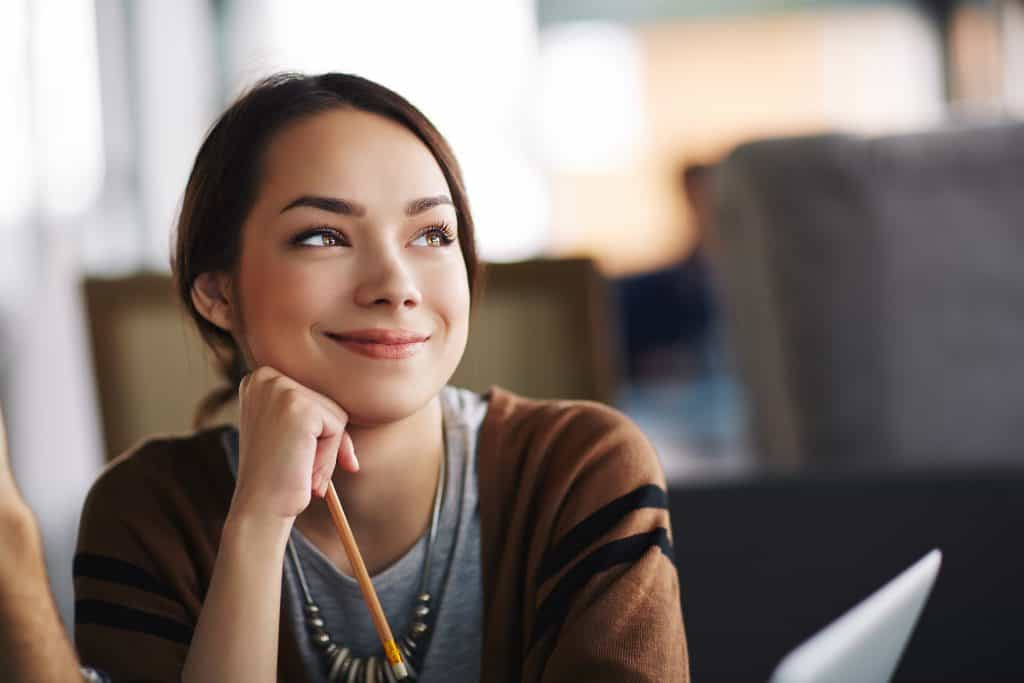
[
  {"left": 74, "top": 553, "right": 194, "bottom": 646},
  {"left": 73, "top": 438, "right": 227, "bottom": 682},
  {"left": 524, "top": 404, "right": 689, "bottom": 682}
]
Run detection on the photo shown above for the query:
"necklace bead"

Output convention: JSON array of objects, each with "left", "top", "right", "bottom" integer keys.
[
  {"left": 287, "top": 413, "right": 454, "bottom": 682},
  {"left": 328, "top": 647, "right": 351, "bottom": 680},
  {"left": 346, "top": 657, "right": 362, "bottom": 683},
  {"left": 398, "top": 652, "right": 418, "bottom": 680},
  {"left": 289, "top": 440, "right": 447, "bottom": 682}
]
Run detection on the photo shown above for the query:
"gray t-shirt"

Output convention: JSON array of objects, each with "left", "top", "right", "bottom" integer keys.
[{"left": 223, "top": 386, "right": 486, "bottom": 681}]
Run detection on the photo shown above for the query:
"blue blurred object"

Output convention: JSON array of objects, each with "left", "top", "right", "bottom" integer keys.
[
  {"left": 614, "top": 246, "right": 748, "bottom": 461},
  {"left": 616, "top": 247, "right": 715, "bottom": 376}
]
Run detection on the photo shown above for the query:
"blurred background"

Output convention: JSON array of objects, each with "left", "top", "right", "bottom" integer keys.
[{"left": 3, "top": 0, "right": 1024, "bottom": 679}]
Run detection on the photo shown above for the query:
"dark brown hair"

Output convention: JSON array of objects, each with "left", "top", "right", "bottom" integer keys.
[{"left": 172, "top": 72, "right": 480, "bottom": 425}]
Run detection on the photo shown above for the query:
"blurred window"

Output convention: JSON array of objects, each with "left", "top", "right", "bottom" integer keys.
[
  {"left": 223, "top": 0, "right": 548, "bottom": 263},
  {"left": 1004, "top": 0, "right": 1024, "bottom": 115}
]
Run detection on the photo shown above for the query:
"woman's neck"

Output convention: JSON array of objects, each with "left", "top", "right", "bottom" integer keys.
[{"left": 294, "top": 394, "right": 445, "bottom": 575}]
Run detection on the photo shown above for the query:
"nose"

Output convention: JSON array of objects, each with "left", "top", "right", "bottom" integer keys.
[{"left": 352, "top": 245, "right": 423, "bottom": 310}]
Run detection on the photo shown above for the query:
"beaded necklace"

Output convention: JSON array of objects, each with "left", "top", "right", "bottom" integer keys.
[{"left": 287, "top": 446, "right": 446, "bottom": 682}]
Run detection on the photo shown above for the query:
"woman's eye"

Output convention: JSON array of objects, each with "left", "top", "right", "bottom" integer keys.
[
  {"left": 411, "top": 226, "right": 455, "bottom": 248},
  {"left": 295, "top": 229, "right": 345, "bottom": 248}
]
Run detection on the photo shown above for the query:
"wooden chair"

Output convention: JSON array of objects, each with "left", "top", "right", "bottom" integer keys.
[{"left": 83, "top": 258, "right": 619, "bottom": 460}]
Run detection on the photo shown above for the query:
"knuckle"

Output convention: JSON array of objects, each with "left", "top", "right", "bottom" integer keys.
[
  {"left": 280, "top": 389, "right": 307, "bottom": 415},
  {"left": 252, "top": 366, "right": 276, "bottom": 382}
]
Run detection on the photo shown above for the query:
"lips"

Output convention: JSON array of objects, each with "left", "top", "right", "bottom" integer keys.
[{"left": 325, "top": 328, "right": 429, "bottom": 360}]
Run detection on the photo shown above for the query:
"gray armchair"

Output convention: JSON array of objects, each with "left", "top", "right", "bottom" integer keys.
[{"left": 714, "top": 123, "right": 1024, "bottom": 467}]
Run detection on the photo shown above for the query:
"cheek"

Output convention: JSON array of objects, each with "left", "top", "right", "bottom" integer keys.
[
  {"left": 430, "top": 260, "right": 471, "bottom": 335},
  {"left": 236, "top": 251, "right": 336, "bottom": 353}
]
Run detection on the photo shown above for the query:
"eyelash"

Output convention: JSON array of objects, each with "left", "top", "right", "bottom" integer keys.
[
  {"left": 289, "top": 223, "right": 457, "bottom": 248},
  {"left": 290, "top": 226, "right": 348, "bottom": 248},
  {"left": 415, "top": 222, "right": 457, "bottom": 247}
]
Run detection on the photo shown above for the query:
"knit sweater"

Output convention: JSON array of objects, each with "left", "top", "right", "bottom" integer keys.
[{"left": 74, "top": 387, "right": 689, "bottom": 681}]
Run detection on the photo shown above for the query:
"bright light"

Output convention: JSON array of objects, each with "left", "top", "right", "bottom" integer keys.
[
  {"left": 227, "top": 0, "right": 548, "bottom": 262},
  {"left": 819, "top": 7, "right": 945, "bottom": 132},
  {"left": 0, "top": 0, "right": 35, "bottom": 225},
  {"left": 536, "top": 22, "right": 649, "bottom": 172},
  {"left": 30, "top": 0, "right": 105, "bottom": 219},
  {"left": 1006, "top": 1, "right": 1024, "bottom": 116}
]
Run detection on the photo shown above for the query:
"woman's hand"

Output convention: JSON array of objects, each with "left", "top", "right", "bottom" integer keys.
[
  {"left": 231, "top": 366, "right": 360, "bottom": 523},
  {"left": 186, "top": 368, "right": 357, "bottom": 683}
]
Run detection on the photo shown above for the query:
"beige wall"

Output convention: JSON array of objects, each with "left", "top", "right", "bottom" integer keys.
[{"left": 547, "top": 7, "right": 943, "bottom": 275}]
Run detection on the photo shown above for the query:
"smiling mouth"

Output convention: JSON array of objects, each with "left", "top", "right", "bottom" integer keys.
[{"left": 324, "top": 330, "right": 429, "bottom": 360}]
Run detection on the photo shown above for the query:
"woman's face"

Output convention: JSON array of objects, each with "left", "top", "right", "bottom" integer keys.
[{"left": 233, "top": 108, "right": 470, "bottom": 425}]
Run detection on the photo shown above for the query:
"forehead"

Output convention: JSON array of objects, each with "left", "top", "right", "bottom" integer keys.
[{"left": 258, "top": 108, "right": 451, "bottom": 207}]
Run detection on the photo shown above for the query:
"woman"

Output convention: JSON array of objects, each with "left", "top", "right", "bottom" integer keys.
[{"left": 74, "top": 73, "right": 688, "bottom": 682}]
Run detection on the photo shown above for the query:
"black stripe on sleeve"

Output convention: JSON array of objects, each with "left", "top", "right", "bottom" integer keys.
[
  {"left": 530, "top": 528, "right": 674, "bottom": 652},
  {"left": 537, "top": 484, "right": 668, "bottom": 585},
  {"left": 75, "top": 599, "right": 193, "bottom": 645},
  {"left": 73, "top": 553, "right": 179, "bottom": 602}
]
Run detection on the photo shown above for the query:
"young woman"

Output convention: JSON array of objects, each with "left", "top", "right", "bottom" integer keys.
[{"left": 73, "top": 73, "right": 689, "bottom": 682}]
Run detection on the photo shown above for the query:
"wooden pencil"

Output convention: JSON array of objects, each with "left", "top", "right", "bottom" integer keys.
[{"left": 323, "top": 481, "right": 409, "bottom": 680}]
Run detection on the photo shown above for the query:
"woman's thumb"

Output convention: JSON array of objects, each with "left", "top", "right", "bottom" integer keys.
[
  {"left": 338, "top": 432, "right": 360, "bottom": 473},
  {"left": 312, "top": 431, "right": 343, "bottom": 497}
]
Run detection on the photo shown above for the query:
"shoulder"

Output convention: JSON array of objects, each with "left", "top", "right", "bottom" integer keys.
[
  {"left": 477, "top": 387, "right": 668, "bottom": 553},
  {"left": 76, "top": 426, "right": 235, "bottom": 608},
  {"left": 75, "top": 428, "right": 236, "bottom": 676},
  {"left": 482, "top": 386, "right": 647, "bottom": 445},
  {"left": 475, "top": 389, "right": 684, "bottom": 680},
  {"left": 81, "top": 425, "right": 235, "bottom": 535},
  {"left": 479, "top": 386, "right": 663, "bottom": 489},
  {"left": 86, "top": 425, "right": 235, "bottom": 500}
]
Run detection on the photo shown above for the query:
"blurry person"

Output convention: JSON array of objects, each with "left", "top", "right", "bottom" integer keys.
[
  {"left": 681, "top": 163, "right": 719, "bottom": 258},
  {"left": 0, "top": 405, "right": 102, "bottom": 682},
  {"left": 615, "top": 162, "right": 746, "bottom": 458},
  {"left": 616, "top": 164, "right": 717, "bottom": 382},
  {"left": 73, "top": 73, "right": 688, "bottom": 682}
]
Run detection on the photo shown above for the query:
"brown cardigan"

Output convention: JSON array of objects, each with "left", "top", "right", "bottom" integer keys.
[{"left": 74, "top": 387, "right": 689, "bottom": 681}]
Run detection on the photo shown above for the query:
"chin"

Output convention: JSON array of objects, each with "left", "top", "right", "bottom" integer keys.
[{"left": 322, "top": 373, "right": 445, "bottom": 427}]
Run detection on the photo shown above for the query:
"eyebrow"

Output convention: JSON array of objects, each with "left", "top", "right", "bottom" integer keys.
[
  {"left": 404, "top": 195, "right": 453, "bottom": 215},
  {"left": 280, "top": 195, "right": 365, "bottom": 216},
  {"left": 280, "top": 194, "right": 453, "bottom": 217}
]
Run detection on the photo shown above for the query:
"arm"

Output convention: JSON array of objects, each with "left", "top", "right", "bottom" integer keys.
[
  {"left": 0, "top": 405, "right": 82, "bottom": 683},
  {"left": 180, "top": 367, "right": 358, "bottom": 683},
  {"left": 535, "top": 532, "right": 687, "bottom": 682},
  {"left": 0, "top": 507, "right": 83, "bottom": 683},
  {"left": 74, "top": 368, "right": 357, "bottom": 682},
  {"left": 180, "top": 511, "right": 291, "bottom": 683},
  {"left": 76, "top": 469, "right": 295, "bottom": 683},
  {"left": 530, "top": 406, "right": 689, "bottom": 682},
  {"left": 74, "top": 368, "right": 356, "bottom": 683}
]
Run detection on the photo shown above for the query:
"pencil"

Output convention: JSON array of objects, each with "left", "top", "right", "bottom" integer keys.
[{"left": 323, "top": 481, "right": 409, "bottom": 680}]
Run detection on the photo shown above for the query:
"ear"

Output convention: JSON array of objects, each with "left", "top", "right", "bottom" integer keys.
[{"left": 191, "top": 272, "right": 234, "bottom": 332}]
